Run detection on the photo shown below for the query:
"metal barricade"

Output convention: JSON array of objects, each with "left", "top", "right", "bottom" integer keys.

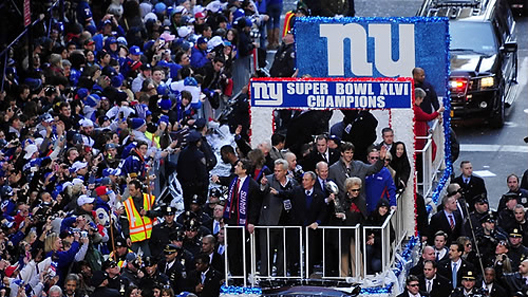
[{"left": 362, "top": 210, "right": 395, "bottom": 276}]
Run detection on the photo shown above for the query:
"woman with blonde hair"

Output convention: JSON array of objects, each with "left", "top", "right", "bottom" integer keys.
[{"left": 337, "top": 177, "right": 366, "bottom": 277}]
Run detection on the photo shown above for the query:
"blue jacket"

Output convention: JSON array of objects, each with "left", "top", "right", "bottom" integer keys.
[
  {"left": 190, "top": 46, "right": 209, "bottom": 69},
  {"left": 365, "top": 167, "right": 397, "bottom": 214}
]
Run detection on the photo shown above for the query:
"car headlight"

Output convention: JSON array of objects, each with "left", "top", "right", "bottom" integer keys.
[{"left": 480, "top": 76, "right": 494, "bottom": 88}]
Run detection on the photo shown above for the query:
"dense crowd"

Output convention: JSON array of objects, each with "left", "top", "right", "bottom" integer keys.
[{"left": 1, "top": 0, "right": 528, "bottom": 297}]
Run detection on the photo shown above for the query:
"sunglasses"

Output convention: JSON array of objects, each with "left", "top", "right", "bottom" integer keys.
[
  {"left": 408, "top": 283, "right": 419, "bottom": 287},
  {"left": 350, "top": 189, "right": 361, "bottom": 192}
]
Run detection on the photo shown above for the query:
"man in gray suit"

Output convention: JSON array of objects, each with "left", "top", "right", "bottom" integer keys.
[
  {"left": 328, "top": 142, "right": 387, "bottom": 215},
  {"left": 258, "top": 158, "right": 298, "bottom": 276}
]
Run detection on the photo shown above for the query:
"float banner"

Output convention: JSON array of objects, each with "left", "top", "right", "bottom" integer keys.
[
  {"left": 250, "top": 78, "right": 413, "bottom": 109},
  {"left": 294, "top": 17, "right": 449, "bottom": 98}
]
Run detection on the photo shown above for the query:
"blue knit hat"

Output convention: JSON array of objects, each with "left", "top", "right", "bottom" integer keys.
[
  {"left": 130, "top": 118, "right": 146, "bottom": 130},
  {"left": 84, "top": 94, "right": 100, "bottom": 107},
  {"left": 159, "top": 98, "right": 172, "bottom": 111},
  {"left": 184, "top": 77, "right": 198, "bottom": 86},
  {"left": 158, "top": 115, "right": 170, "bottom": 125}
]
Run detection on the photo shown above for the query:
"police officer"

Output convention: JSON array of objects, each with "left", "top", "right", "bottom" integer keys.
[
  {"left": 90, "top": 271, "right": 120, "bottom": 297},
  {"left": 139, "top": 256, "right": 170, "bottom": 297},
  {"left": 169, "top": 230, "right": 195, "bottom": 273},
  {"left": 450, "top": 271, "right": 487, "bottom": 297},
  {"left": 103, "top": 259, "right": 129, "bottom": 296},
  {"left": 177, "top": 131, "right": 209, "bottom": 210},
  {"left": 120, "top": 253, "right": 141, "bottom": 286},
  {"left": 475, "top": 211, "right": 507, "bottom": 263},
  {"left": 109, "top": 238, "right": 133, "bottom": 269},
  {"left": 193, "top": 118, "right": 217, "bottom": 172},
  {"left": 183, "top": 218, "right": 203, "bottom": 258},
  {"left": 150, "top": 206, "right": 183, "bottom": 258},
  {"left": 464, "top": 196, "right": 490, "bottom": 236},
  {"left": 270, "top": 30, "right": 295, "bottom": 78},
  {"left": 157, "top": 244, "right": 189, "bottom": 294}
]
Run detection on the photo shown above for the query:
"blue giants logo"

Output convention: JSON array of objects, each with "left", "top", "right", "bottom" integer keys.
[
  {"left": 320, "top": 23, "right": 415, "bottom": 77},
  {"left": 294, "top": 17, "right": 449, "bottom": 98}
]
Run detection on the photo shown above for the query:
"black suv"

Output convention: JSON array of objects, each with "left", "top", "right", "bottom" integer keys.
[{"left": 417, "top": 0, "right": 518, "bottom": 127}]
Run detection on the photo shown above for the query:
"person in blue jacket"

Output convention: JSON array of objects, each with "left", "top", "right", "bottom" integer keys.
[
  {"left": 365, "top": 147, "right": 397, "bottom": 215},
  {"left": 190, "top": 37, "right": 211, "bottom": 70}
]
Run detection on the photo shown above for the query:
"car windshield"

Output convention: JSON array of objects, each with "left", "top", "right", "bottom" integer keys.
[{"left": 449, "top": 21, "right": 498, "bottom": 55}]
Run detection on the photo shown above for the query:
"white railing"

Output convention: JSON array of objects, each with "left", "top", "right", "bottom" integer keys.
[
  {"left": 416, "top": 119, "right": 445, "bottom": 198},
  {"left": 223, "top": 214, "right": 408, "bottom": 285},
  {"left": 362, "top": 210, "right": 395, "bottom": 276}
]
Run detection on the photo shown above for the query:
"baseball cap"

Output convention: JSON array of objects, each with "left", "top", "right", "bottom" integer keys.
[
  {"left": 77, "top": 195, "right": 95, "bottom": 206},
  {"left": 129, "top": 45, "right": 143, "bottom": 56}
]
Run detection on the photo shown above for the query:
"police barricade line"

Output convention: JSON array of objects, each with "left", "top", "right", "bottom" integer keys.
[{"left": 362, "top": 210, "right": 395, "bottom": 277}]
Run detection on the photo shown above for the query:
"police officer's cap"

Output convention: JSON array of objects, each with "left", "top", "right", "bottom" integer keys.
[
  {"left": 503, "top": 192, "right": 519, "bottom": 201},
  {"left": 461, "top": 270, "right": 476, "bottom": 281},
  {"left": 510, "top": 228, "right": 523, "bottom": 238},
  {"left": 182, "top": 210, "right": 197, "bottom": 221},
  {"left": 164, "top": 243, "right": 180, "bottom": 255},
  {"left": 115, "top": 237, "right": 127, "bottom": 248},
  {"left": 163, "top": 205, "right": 176, "bottom": 216},
  {"left": 185, "top": 218, "right": 200, "bottom": 231},
  {"left": 210, "top": 188, "right": 222, "bottom": 198},
  {"left": 92, "top": 271, "right": 109, "bottom": 287},
  {"left": 187, "top": 130, "right": 201, "bottom": 143},
  {"left": 191, "top": 195, "right": 202, "bottom": 205},
  {"left": 102, "top": 259, "right": 118, "bottom": 270},
  {"left": 480, "top": 211, "right": 496, "bottom": 223},
  {"left": 170, "top": 230, "right": 186, "bottom": 242},
  {"left": 143, "top": 256, "right": 157, "bottom": 267},
  {"left": 474, "top": 194, "right": 488, "bottom": 204}
]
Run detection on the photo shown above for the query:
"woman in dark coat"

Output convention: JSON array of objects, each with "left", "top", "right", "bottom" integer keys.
[
  {"left": 337, "top": 177, "right": 366, "bottom": 277},
  {"left": 390, "top": 141, "right": 411, "bottom": 192},
  {"left": 365, "top": 198, "right": 395, "bottom": 274}
]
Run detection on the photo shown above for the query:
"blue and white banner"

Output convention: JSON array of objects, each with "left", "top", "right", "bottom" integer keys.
[
  {"left": 250, "top": 78, "right": 413, "bottom": 109},
  {"left": 294, "top": 17, "right": 449, "bottom": 98}
]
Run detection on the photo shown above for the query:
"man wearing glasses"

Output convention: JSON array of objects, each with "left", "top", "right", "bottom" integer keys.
[
  {"left": 397, "top": 275, "right": 429, "bottom": 297},
  {"left": 365, "top": 147, "right": 397, "bottom": 215}
]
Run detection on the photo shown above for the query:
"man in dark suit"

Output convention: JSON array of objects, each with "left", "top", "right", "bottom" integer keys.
[
  {"left": 437, "top": 242, "right": 475, "bottom": 289},
  {"left": 452, "top": 161, "right": 487, "bottom": 211},
  {"left": 274, "top": 171, "right": 327, "bottom": 275},
  {"left": 302, "top": 134, "right": 340, "bottom": 172},
  {"left": 259, "top": 158, "right": 298, "bottom": 276},
  {"left": 397, "top": 275, "right": 429, "bottom": 297},
  {"left": 222, "top": 159, "right": 261, "bottom": 278},
  {"left": 429, "top": 195, "right": 464, "bottom": 246},
  {"left": 410, "top": 246, "right": 436, "bottom": 276},
  {"left": 482, "top": 267, "right": 507, "bottom": 297},
  {"left": 188, "top": 253, "right": 223, "bottom": 297},
  {"left": 201, "top": 235, "right": 224, "bottom": 274},
  {"left": 418, "top": 260, "right": 452, "bottom": 297}
]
